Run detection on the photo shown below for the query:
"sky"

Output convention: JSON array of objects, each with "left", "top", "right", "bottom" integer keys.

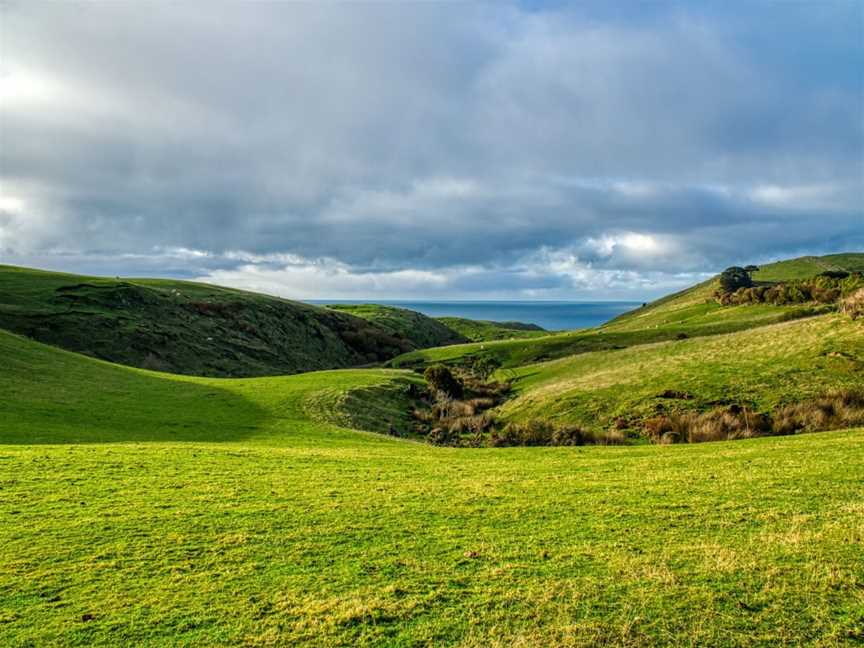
[{"left": 1, "top": 1, "right": 862, "bottom": 300}]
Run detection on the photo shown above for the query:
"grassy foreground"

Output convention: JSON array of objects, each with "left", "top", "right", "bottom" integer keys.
[
  {"left": 1, "top": 331, "right": 864, "bottom": 646},
  {"left": 4, "top": 431, "right": 863, "bottom": 646}
]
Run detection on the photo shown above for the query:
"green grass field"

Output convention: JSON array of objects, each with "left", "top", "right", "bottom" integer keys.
[
  {"left": 3, "top": 254, "right": 864, "bottom": 646},
  {"left": 2, "top": 329, "right": 864, "bottom": 645}
]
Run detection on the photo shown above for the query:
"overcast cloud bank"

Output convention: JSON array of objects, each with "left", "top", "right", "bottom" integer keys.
[{"left": 1, "top": 1, "right": 861, "bottom": 299}]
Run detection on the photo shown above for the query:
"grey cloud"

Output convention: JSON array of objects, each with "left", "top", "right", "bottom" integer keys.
[{"left": 1, "top": 1, "right": 861, "bottom": 298}]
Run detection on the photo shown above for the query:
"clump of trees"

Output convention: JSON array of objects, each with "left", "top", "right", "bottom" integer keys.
[
  {"left": 715, "top": 270, "right": 864, "bottom": 309},
  {"left": 718, "top": 266, "right": 754, "bottom": 293}
]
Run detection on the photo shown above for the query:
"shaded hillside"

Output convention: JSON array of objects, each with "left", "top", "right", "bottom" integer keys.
[
  {"left": 325, "top": 303, "right": 468, "bottom": 348},
  {"left": 0, "top": 265, "right": 443, "bottom": 377}
]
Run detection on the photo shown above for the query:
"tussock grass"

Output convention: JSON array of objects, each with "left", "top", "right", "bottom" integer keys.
[{"left": 841, "top": 287, "right": 864, "bottom": 320}]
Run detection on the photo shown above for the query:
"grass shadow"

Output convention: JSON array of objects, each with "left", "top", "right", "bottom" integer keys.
[{"left": 1, "top": 330, "right": 267, "bottom": 444}]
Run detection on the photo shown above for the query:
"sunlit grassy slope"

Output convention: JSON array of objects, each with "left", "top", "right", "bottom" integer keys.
[
  {"left": 2, "top": 329, "right": 864, "bottom": 646},
  {"left": 499, "top": 313, "right": 864, "bottom": 430},
  {"left": 390, "top": 253, "right": 864, "bottom": 370},
  {"left": 752, "top": 252, "right": 864, "bottom": 282},
  {"left": 389, "top": 299, "right": 824, "bottom": 369},
  {"left": 0, "top": 328, "right": 414, "bottom": 446}
]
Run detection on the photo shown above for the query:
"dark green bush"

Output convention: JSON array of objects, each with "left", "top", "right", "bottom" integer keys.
[{"left": 423, "top": 364, "right": 463, "bottom": 398}]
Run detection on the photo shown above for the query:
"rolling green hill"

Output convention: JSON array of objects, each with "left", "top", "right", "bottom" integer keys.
[
  {"left": 325, "top": 303, "right": 468, "bottom": 347},
  {"left": 1, "top": 328, "right": 862, "bottom": 645},
  {"left": 752, "top": 252, "right": 864, "bottom": 282},
  {"left": 323, "top": 304, "right": 547, "bottom": 343},
  {"left": 435, "top": 316, "right": 547, "bottom": 341},
  {"left": 0, "top": 265, "right": 461, "bottom": 378},
  {"left": 389, "top": 301, "right": 825, "bottom": 370},
  {"left": 499, "top": 313, "right": 864, "bottom": 432}
]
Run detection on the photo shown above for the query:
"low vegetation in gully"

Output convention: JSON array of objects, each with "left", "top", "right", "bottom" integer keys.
[{"left": 2, "top": 253, "right": 863, "bottom": 646}]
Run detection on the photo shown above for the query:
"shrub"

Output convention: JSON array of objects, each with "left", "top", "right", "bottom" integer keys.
[
  {"left": 551, "top": 425, "right": 596, "bottom": 446},
  {"left": 819, "top": 270, "right": 849, "bottom": 279},
  {"left": 471, "top": 356, "right": 501, "bottom": 381},
  {"left": 488, "top": 420, "right": 603, "bottom": 447},
  {"left": 841, "top": 288, "right": 864, "bottom": 320},
  {"left": 772, "top": 389, "right": 864, "bottom": 434},
  {"left": 427, "top": 427, "right": 460, "bottom": 446},
  {"left": 643, "top": 391, "right": 864, "bottom": 444},
  {"left": 447, "top": 413, "right": 495, "bottom": 436},
  {"left": 462, "top": 377, "right": 511, "bottom": 399},
  {"left": 491, "top": 420, "right": 554, "bottom": 446},
  {"left": 718, "top": 274, "right": 864, "bottom": 308},
  {"left": 644, "top": 406, "right": 771, "bottom": 444},
  {"left": 424, "top": 364, "right": 463, "bottom": 398}
]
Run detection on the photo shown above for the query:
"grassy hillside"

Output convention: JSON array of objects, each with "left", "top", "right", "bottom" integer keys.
[
  {"left": 390, "top": 301, "right": 824, "bottom": 370},
  {"left": 752, "top": 252, "right": 864, "bottom": 282},
  {"left": 391, "top": 253, "right": 863, "bottom": 370},
  {"left": 323, "top": 304, "right": 547, "bottom": 344},
  {"left": 499, "top": 313, "right": 864, "bottom": 432},
  {"left": 325, "top": 303, "right": 467, "bottom": 348},
  {"left": 0, "top": 265, "right": 456, "bottom": 377},
  {"left": 1, "top": 329, "right": 862, "bottom": 645},
  {"left": 435, "top": 316, "right": 547, "bottom": 342}
]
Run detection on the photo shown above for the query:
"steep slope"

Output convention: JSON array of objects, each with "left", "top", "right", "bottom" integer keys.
[
  {"left": 325, "top": 303, "right": 468, "bottom": 347},
  {"left": 0, "top": 265, "right": 441, "bottom": 377}
]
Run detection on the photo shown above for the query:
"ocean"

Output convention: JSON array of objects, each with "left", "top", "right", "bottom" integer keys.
[{"left": 310, "top": 300, "right": 642, "bottom": 332}]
